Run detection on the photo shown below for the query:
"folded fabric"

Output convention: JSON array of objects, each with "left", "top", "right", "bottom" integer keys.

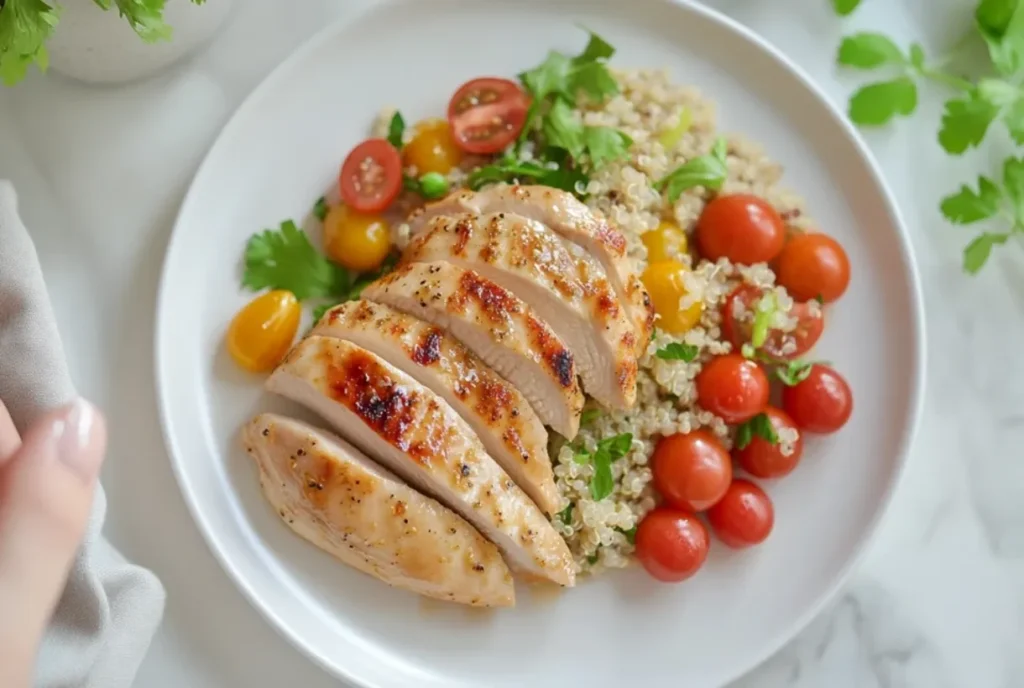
[{"left": 0, "top": 180, "right": 166, "bottom": 687}]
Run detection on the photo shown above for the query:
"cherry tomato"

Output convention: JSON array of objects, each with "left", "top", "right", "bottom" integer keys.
[
  {"left": 781, "top": 364, "right": 853, "bottom": 433},
  {"left": 642, "top": 221, "right": 688, "bottom": 263},
  {"left": 447, "top": 77, "right": 529, "bottom": 154},
  {"left": 721, "top": 285, "right": 824, "bottom": 360},
  {"left": 634, "top": 508, "right": 710, "bottom": 582},
  {"left": 776, "top": 233, "right": 851, "bottom": 303},
  {"left": 226, "top": 290, "right": 300, "bottom": 373},
  {"left": 323, "top": 205, "right": 391, "bottom": 272},
  {"left": 652, "top": 430, "right": 732, "bottom": 511},
  {"left": 641, "top": 260, "right": 704, "bottom": 334},
  {"left": 339, "top": 138, "right": 403, "bottom": 213},
  {"left": 695, "top": 354, "right": 770, "bottom": 424},
  {"left": 696, "top": 194, "right": 786, "bottom": 265},
  {"left": 734, "top": 406, "right": 803, "bottom": 479},
  {"left": 707, "top": 479, "right": 774, "bottom": 549},
  {"left": 402, "top": 118, "right": 463, "bottom": 176}
]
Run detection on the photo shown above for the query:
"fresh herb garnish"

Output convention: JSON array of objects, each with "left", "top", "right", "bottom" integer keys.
[
  {"left": 573, "top": 432, "right": 633, "bottom": 501},
  {"left": 580, "top": 408, "right": 601, "bottom": 425},
  {"left": 734, "top": 413, "right": 778, "bottom": 451},
  {"left": 654, "top": 137, "right": 728, "bottom": 203},
  {"left": 655, "top": 342, "right": 699, "bottom": 362},
  {"left": 776, "top": 359, "right": 816, "bottom": 386},
  {"left": 556, "top": 502, "right": 575, "bottom": 524},
  {"left": 832, "top": 0, "right": 862, "bottom": 17},
  {"left": 616, "top": 525, "right": 637, "bottom": 545},
  {"left": 312, "top": 196, "right": 329, "bottom": 222},
  {"left": 386, "top": 111, "right": 406, "bottom": 149},
  {"left": 467, "top": 159, "right": 587, "bottom": 194},
  {"left": 242, "top": 221, "right": 348, "bottom": 300}
]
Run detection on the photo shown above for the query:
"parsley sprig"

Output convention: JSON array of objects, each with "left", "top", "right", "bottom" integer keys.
[
  {"left": 654, "top": 342, "right": 699, "bottom": 362},
  {"left": 735, "top": 413, "right": 778, "bottom": 450},
  {"left": 243, "top": 221, "right": 348, "bottom": 300},
  {"left": 654, "top": 137, "right": 729, "bottom": 203},
  {"left": 572, "top": 432, "right": 633, "bottom": 501}
]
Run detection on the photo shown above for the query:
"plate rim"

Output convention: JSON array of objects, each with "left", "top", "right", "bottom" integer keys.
[{"left": 154, "top": 1, "right": 927, "bottom": 686}]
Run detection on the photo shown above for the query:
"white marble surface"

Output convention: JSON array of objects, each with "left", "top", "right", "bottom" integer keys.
[{"left": 0, "top": 0, "right": 1020, "bottom": 686}]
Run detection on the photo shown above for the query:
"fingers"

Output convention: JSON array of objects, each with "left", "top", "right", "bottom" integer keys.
[
  {"left": 0, "top": 400, "right": 20, "bottom": 465},
  {"left": 0, "top": 399, "right": 106, "bottom": 688}
]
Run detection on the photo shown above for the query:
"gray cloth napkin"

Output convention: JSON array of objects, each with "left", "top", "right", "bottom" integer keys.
[{"left": 0, "top": 181, "right": 165, "bottom": 687}]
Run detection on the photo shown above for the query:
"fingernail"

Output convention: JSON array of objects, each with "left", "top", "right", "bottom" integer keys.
[{"left": 54, "top": 399, "right": 104, "bottom": 482}]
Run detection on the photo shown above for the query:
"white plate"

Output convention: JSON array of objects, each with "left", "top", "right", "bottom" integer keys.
[{"left": 155, "top": 1, "right": 926, "bottom": 686}]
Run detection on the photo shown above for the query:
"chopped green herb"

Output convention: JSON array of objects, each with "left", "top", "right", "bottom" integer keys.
[
  {"left": 654, "top": 137, "right": 728, "bottom": 203},
  {"left": 831, "top": 0, "right": 862, "bottom": 16},
  {"left": 418, "top": 172, "right": 449, "bottom": 199},
  {"left": 580, "top": 408, "right": 601, "bottom": 425},
  {"left": 556, "top": 502, "right": 574, "bottom": 524},
  {"left": 468, "top": 159, "right": 587, "bottom": 195},
  {"left": 734, "top": 413, "right": 779, "bottom": 451},
  {"left": 616, "top": 525, "right": 637, "bottom": 545},
  {"left": 387, "top": 111, "right": 405, "bottom": 149},
  {"left": 837, "top": 32, "right": 906, "bottom": 69},
  {"left": 583, "top": 126, "right": 633, "bottom": 167},
  {"left": 776, "top": 360, "right": 816, "bottom": 386},
  {"left": 312, "top": 196, "right": 329, "bottom": 222},
  {"left": 242, "top": 220, "right": 348, "bottom": 300},
  {"left": 814, "top": 294, "right": 825, "bottom": 304},
  {"left": 655, "top": 342, "right": 699, "bottom": 362},
  {"left": 588, "top": 432, "right": 632, "bottom": 501},
  {"left": 750, "top": 291, "right": 780, "bottom": 349}
]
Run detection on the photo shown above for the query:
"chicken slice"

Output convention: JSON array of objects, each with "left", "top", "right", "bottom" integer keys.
[
  {"left": 362, "top": 262, "right": 583, "bottom": 439},
  {"left": 311, "top": 300, "right": 559, "bottom": 514},
  {"left": 404, "top": 212, "right": 638, "bottom": 410},
  {"left": 266, "top": 336, "right": 576, "bottom": 586},
  {"left": 408, "top": 185, "right": 655, "bottom": 347},
  {"left": 243, "top": 414, "right": 514, "bottom": 607}
]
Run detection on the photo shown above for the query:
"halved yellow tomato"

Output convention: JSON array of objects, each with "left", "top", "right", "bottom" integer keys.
[
  {"left": 642, "top": 221, "right": 688, "bottom": 263},
  {"left": 402, "top": 118, "right": 463, "bottom": 176},
  {"left": 226, "top": 290, "right": 300, "bottom": 372},
  {"left": 641, "top": 260, "right": 703, "bottom": 334}
]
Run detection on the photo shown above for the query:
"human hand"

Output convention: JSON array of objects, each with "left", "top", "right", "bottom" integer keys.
[{"left": 0, "top": 399, "right": 106, "bottom": 688}]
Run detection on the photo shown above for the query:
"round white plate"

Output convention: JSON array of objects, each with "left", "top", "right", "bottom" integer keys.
[{"left": 156, "top": 1, "right": 925, "bottom": 686}]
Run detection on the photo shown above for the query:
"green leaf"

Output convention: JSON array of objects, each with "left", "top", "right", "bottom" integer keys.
[
  {"left": 242, "top": 220, "right": 349, "bottom": 300},
  {"left": 386, "top": 111, "right": 405, "bottom": 149},
  {"left": 543, "top": 99, "right": 586, "bottom": 158},
  {"left": 750, "top": 291, "right": 779, "bottom": 349},
  {"left": 655, "top": 342, "right": 699, "bottom": 362},
  {"left": 313, "top": 196, "right": 328, "bottom": 222},
  {"left": 568, "top": 61, "right": 619, "bottom": 101},
  {"left": 580, "top": 408, "right": 601, "bottom": 425},
  {"left": 109, "top": 0, "right": 174, "bottom": 42},
  {"left": 574, "top": 29, "right": 615, "bottom": 63},
  {"left": 556, "top": 502, "right": 574, "bottom": 524},
  {"left": 963, "top": 232, "right": 1011, "bottom": 274},
  {"left": 1002, "top": 156, "right": 1024, "bottom": 224},
  {"left": 776, "top": 360, "right": 816, "bottom": 386},
  {"left": 938, "top": 91, "right": 1001, "bottom": 154},
  {"left": 582, "top": 126, "right": 632, "bottom": 168},
  {"left": 909, "top": 42, "right": 926, "bottom": 69},
  {"left": 734, "top": 413, "right": 779, "bottom": 451},
  {"left": 848, "top": 77, "right": 918, "bottom": 125},
  {"left": 520, "top": 50, "right": 572, "bottom": 101},
  {"left": 976, "top": 0, "right": 1024, "bottom": 76},
  {"left": 311, "top": 302, "right": 335, "bottom": 324},
  {"left": 940, "top": 176, "right": 1002, "bottom": 224},
  {"left": 0, "top": 0, "right": 61, "bottom": 86},
  {"left": 654, "top": 137, "right": 729, "bottom": 202},
  {"left": 467, "top": 159, "right": 588, "bottom": 196},
  {"left": 836, "top": 33, "right": 906, "bottom": 69},
  {"left": 572, "top": 445, "right": 591, "bottom": 465},
  {"left": 589, "top": 432, "right": 632, "bottom": 501},
  {"left": 615, "top": 525, "right": 637, "bottom": 545},
  {"left": 1002, "top": 95, "right": 1024, "bottom": 144},
  {"left": 831, "top": 0, "right": 862, "bottom": 16}
]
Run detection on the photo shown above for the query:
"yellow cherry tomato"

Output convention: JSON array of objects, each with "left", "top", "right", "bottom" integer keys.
[
  {"left": 641, "top": 260, "right": 704, "bottom": 334},
  {"left": 402, "top": 118, "right": 463, "bottom": 175},
  {"left": 323, "top": 204, "right": 391, "bottom": 272},
  {"left": 642, "top": 221, "right": 689, "bottom": 263},
  {"left": 227, "top": 290, "right": 301, "bottom": 373}
]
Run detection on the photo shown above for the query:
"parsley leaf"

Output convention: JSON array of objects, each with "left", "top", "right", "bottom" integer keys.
[
  {"left": 1002, "top": 94, "right": 1024, "bottom": 144},
  {"left": 568, "top": 61, "right": 620, "bottom": 101},
  {"left": 976, "top": 0, "right": 1024, "bottom": 76},
  {"left": 1001, "top": 155, "right": 1024, "bottom": 223},
  {"left": 963, "top": 231, "right": 1011, "bottom": 274},
  {"left": 387, "top": 111, "right": 405, "bottom": 150},
  {"left": 589, "top": 432, "right": 632, "bottom": 501},
  {"left": 776, "top": 360, "right": 816, "bottom": 386},
  {"left": 655, "top": 342, "right": 699, "bottom": 362},
  {"left": 574, "top": 30, "right": 615, "bottom": 63},
  {"left": 520, "top": 50, "right": 572, "bottom": 101},
  {"left": 468, "top": 159, "right": 587, "bottom": 195},
  {"left": 580, "top": 408, "right": 601, "bottom": 425},
  {"left": 734, "top": 413, "right": 779, "bottom": 451},
  {"left": 556, "top": 502, "right": 574, "bottom": 524},
  {"left": 940, "top": 176, "right": 1002, "bottom": 224},
  {"left": 242, "top": 221, "right": 348, "bottom": 300},
  {"left": 654, "top": 137, "right": 729, "bottom": 202},
  {"left": 938, "top": 90, "right": 1001, "bottom": 154},
  {"left": 543, "top": 99, "right": 586, "bottom": 158},
  {"left": 0, "top": 0, "right": 60, "bottom": 86},
  {"left": 313, "top": 196, "right": 329, "bottom": 222},
  {"left": 837, "top": 33, "right": 906, "bottom": 69},
  {"left": 848, "top": 76, "right": 918, "bottom": 125},
  {"left": 831, "top": 0, "right": 862, "bottom": 16},
  {"left": 108, "top": 0, "right": 177, "bottom": 43},
  {"left": 583, "top": 126, "right": 633, "bottom": 167},
  {"left": 616, "top": 525, "right": 637, "bottom": 545}
]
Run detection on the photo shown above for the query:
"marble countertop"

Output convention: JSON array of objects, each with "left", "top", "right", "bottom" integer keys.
[{"left": 1, "top": 0, "right": 1021, "bottom": 686}]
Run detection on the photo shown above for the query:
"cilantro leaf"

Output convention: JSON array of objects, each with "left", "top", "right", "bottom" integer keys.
[
  {"left": 734, "top": 413, "right": 779, "bottom": 451},
  {"left": 938, "top": 90, "right": 1001, "bottom": 154},
  {"left": 848, "top": 76, "right": 918, "bottom": 125},
  {"left": 556, "top": 502, "right": 574, "bottom": 524},
  {"left": 836, "top": 33, "right": 906, "bottom": 69},
  {"left": 109, "top": 0, "right": 175, "bottom": 42},
  {"left": 468, "top": 159, "right": 587, "bottom": 195},
  {"left": 0, "top": 0, "right": 61, "bottom": 86},
  {"left": 568, "top": 61, "right": 619, "bottom": 101},
  {"left": 574, "top": 30, "right": 615, "bottom": 63},
  {"left": 940, "top": 176, "right": 1002, "bottom": 224},
  {"left": 909, "top": 42, "right": 927, "bottom": 69},
  {"left": 580, "top": 408, "right": 601, "bottom": 425},
  {"left": 831, "top": 0, "right": 862, "bottom": 16},
  {"left": 520, "top": 50, "right": 572, "bottom": 101},
  {"left": 242, "top": 221, "right": 349, "bottom": 300},
  {"left": 963, "top": 232, "right": 1011, "bottom": 274},
  {"left": 543, "top": 99, "right": 586, "bottom": 158},
  {"left": 582, "top": 126, "right": 632, "bottom": 167},
  {"left": 313, "top": 196, "right": 328, "bottom": 222},
  {"left": 654, "top": 137, "right": 729, "bottom": 202},
  {"left": 589, "top": 432, "right": 632, "bottom": 501},
  {"left": 386, "top": 111, "right": 405, "bottom": 149},
  {"left": 616, "top": 525, "right": 637, "bottom": 545},
  {"left": 655, "top": 342, "right": 699, "bottom": 362},
  {"left": 1002, "top": 95, "right": 1024, "bottom": 144},
  {"left": 976, "top": 0, "right": 1024, "bottom": 76},
  {"left": 1002, "top": 155, "right": 1024, "bottom": 223},
  {"left": 776, "top": 360, "right": 816, "bottom": 386}
]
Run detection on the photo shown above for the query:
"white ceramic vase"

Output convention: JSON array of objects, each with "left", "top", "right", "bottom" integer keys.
[{"left": 47, "top": 0, "right": 234, "bottom": 85}]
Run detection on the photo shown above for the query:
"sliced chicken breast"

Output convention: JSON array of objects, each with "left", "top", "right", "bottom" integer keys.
[
  {"left": 266, "top": 336, "right": 576, "bottom": 586},
  {"left": 311, "top": 300, "right": 559, "bottom": 514},
  {"left": 404, "top": 212, "right": 638, "bottom": 410},
  {"left": 362, "top": 262, "right": 583, "bottom": 439},
  {"left": 243, "top": 414, "right": 514, "bottom": 607},
  {"left": 408, "top": 185, "right": 655, "bottom": 346}
]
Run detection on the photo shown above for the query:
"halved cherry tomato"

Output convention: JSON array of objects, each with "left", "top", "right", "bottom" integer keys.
[
  {"left": 641, "top": 260, "right": 704, "bottom": 334},
  {"left": 721, "top": 285, "right": 824, "bottom": 360},
  {"left": 447, "top": 77, "right": 529, "bottom": 154},
  {"left": 642, "top": 221, "right": 688, "bottom": 263},
  {"left": 707, "top": 479, "right": 774, "bottom": 549},
  {"left": 634, "top": 508, "right": 710, "bottom": 582},
  {"left": 652, "top": 430, "right": 732, "bottom": 511},
  {"left": 696, "top": 194, "right": 786, "bottom": 265},
  {"left": 776, "top": 233, "right": 851, "bottom": 303},
  {"left": 734, "top": 406, "right": 803, "bottom": 479},
  {"left": 226, "top": 290, "right": 300, "bottom": 373},
  {"left": 323, "top": 205, "right": 391, "bottom": 273},
  {"left": 402, "top": 118, "right": 463, "bottom": 175},
  {"left": 339, "top": 138, "right": 402, "bottom": 213},
  {"left": 695, "top": 354, "right": 770, "bottom": 424},
  {"left": 781, "top": 364, "right": 853, "bottom": 433}
]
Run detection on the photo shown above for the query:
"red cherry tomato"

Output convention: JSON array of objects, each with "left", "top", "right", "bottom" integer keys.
[
  {"left": 776, "top": 233, "right": 851, "bottom": 303},
  {"left": 339, "top": 139, "right": 403, "bottom": 213},
  {"left": 695, "top": 354, "right": 770, "bottom": 424},
  {"left": 707, "top": 479, "right": 774, "bottom": 549},
  {"left": 634, "top": 508, "right": 710, "bottom": 582},
  {"left": 696, "top": 194, "right": 787, "bottom": 265},
  {"left": 447, "top": 77, "right": 529, "bottom": 154},
  {"left": 781, "top": 364, "right": 853, "bottom": 433},
  {"left": 652, "top": 430, "right": 732, "bottom": 511},
  {"left": 721, "top": 285, "right": 824, "bottom": 361},
  {"left": 734, "top": 406, "right": 804, "bottom": 479}
]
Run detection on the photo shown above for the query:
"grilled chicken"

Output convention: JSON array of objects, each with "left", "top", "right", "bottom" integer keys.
[
  {"left": 243, "top": 414, "right": 514, "bottom": 606},
  {"left": 311, "top": 300, "right": 559, "bottom": 514},
  {"left": 408, "top": 185, "right": 655, "bottom": 347},
  {"left": 266, "top": 336, "right": 576, "bottom": 586},
  {"left": 362, "top": 261, "right": 583, "bottom": 439},
  {"left": 404, "top": 213, "right": 638, "bottom": 410}
]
